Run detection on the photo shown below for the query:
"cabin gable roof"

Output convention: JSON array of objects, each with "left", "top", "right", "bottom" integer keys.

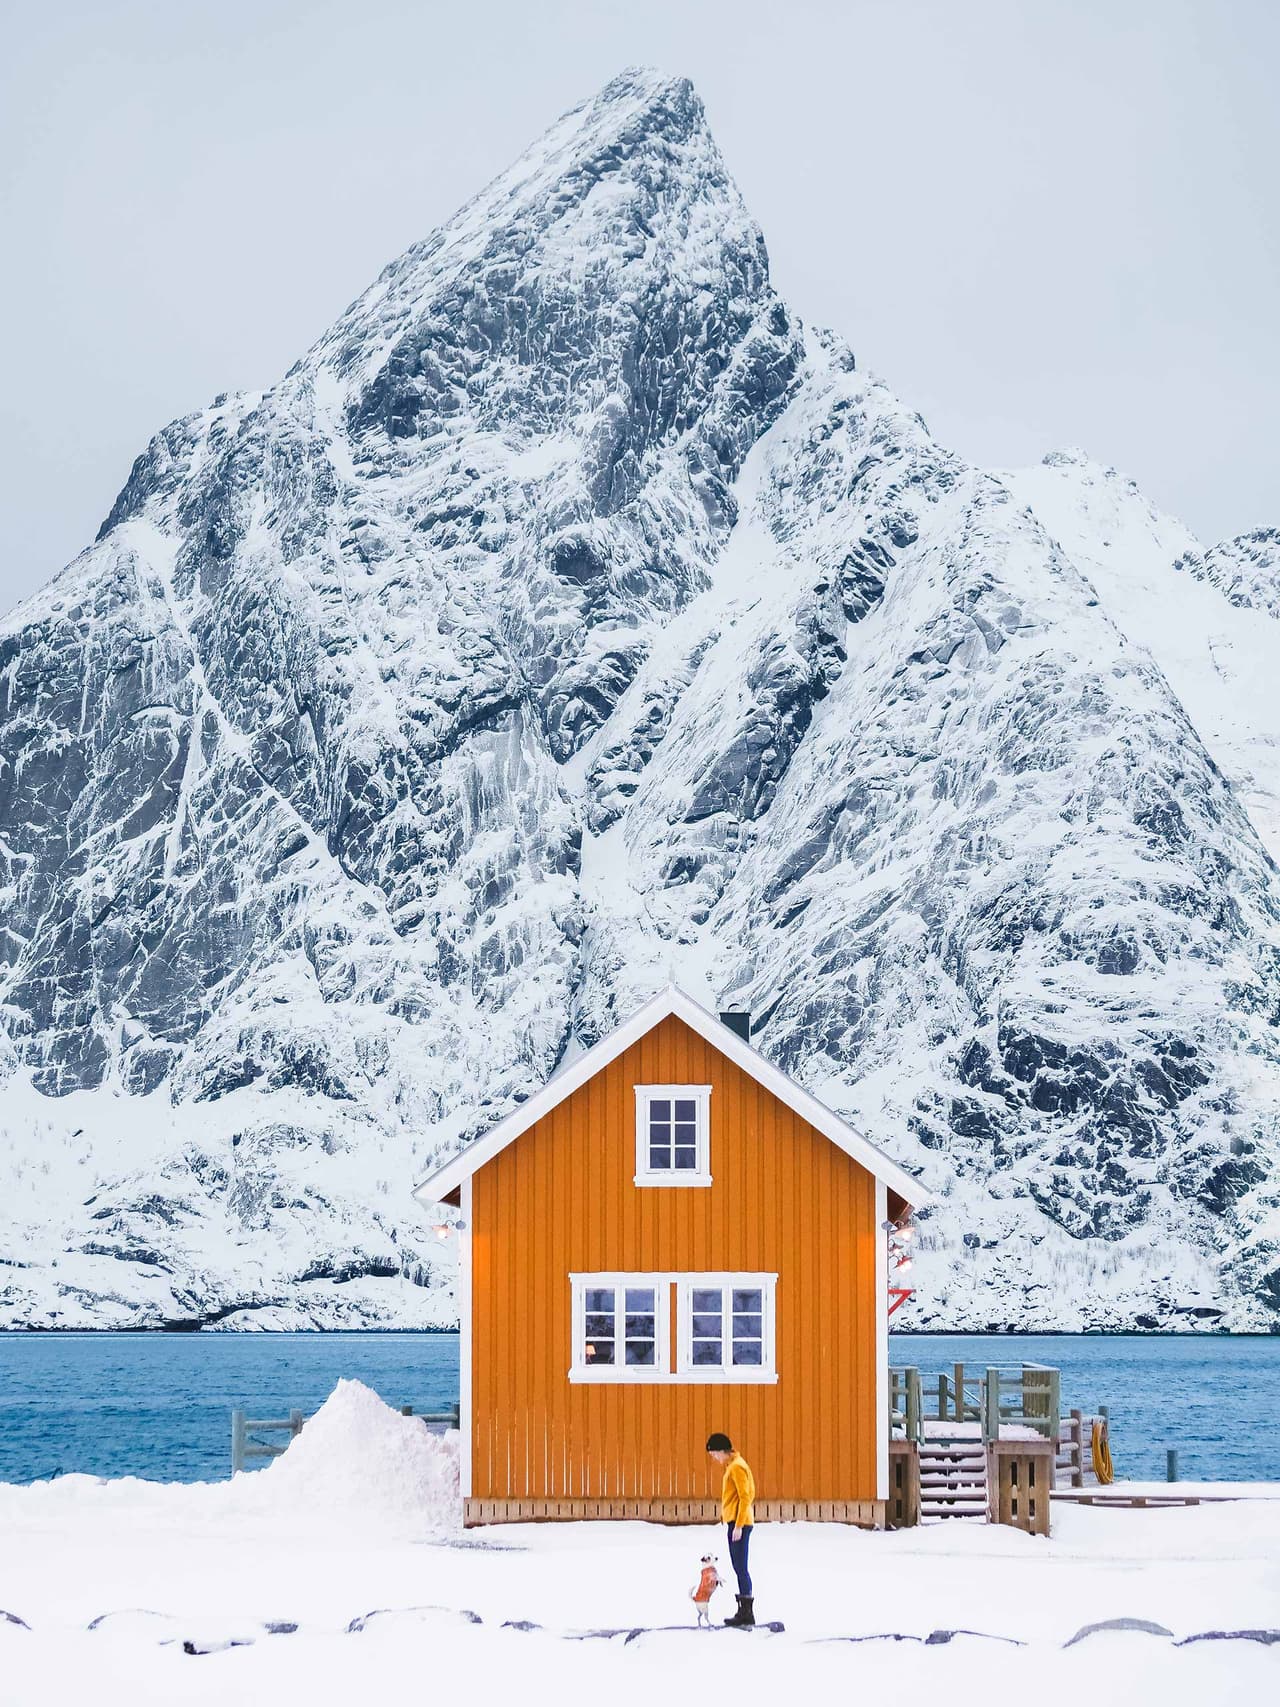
[{"left": 414, "top": 986, "right": 928, "bottom": 1208}]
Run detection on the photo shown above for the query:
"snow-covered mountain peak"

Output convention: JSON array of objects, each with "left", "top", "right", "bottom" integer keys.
[
  {"left": 306, "top": 65, "right": 755, "bottom": 408},
  {"left": 1194, "top": 528, "right": 1280, "bottom": 619},
  {"left": 2, "top": 73, "right": 1279, "bottom": 1332},
  {"left": 1039, "top": 446, "right": 1096, "bottom": 470}
]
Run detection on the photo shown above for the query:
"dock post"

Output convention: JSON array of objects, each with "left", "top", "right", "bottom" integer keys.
[
  {"left": 1166, "top": 1448, "right": 1179, "bottom": 1483},
  {"left": 231, "top": 1409, "right": 246, "bottom": 1476},
  {"left": 1068, "top": 1409, "right": 1084, "bottom": 1487},
  {"left": 289, "top": 1408, "right": 303, "bottom": 1442},
  {"left": 982, "top": 1368, "right": 1000, "bottom": 1442},
  {"left": 905, "top": 1367, "right": 921, "bottom": 1444}
]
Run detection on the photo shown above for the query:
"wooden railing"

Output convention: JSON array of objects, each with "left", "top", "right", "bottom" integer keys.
[
  {"left": 1056, "top": 1408, "right": 1110, "bottom": 1487},
  {"left": 889, "top": 1364, "right": 1062, "bottom": 1444},
  {"left": 889, "top": 1365, "right": 923, "bottom": 1442},
  {"left": 231, "top": 1400, "right": 460, "bottom": 1474}
]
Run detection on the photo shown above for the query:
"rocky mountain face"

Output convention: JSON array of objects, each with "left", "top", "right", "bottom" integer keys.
[
  {"left": 1186, "top": 529, "right": 1280, "bottom": 620},
  {"left": 2, "top": 70, "right": 1278, "bottom": 1331}
]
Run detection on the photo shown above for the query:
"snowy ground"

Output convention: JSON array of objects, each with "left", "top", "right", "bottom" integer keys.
[{"left": 2, "top": 1384, "right": 1276, "bottom": 1706}]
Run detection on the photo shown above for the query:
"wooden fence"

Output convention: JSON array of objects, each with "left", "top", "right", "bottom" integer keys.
[{"left": 231, "top": 1400, "right": 460, "bottom": 1474}]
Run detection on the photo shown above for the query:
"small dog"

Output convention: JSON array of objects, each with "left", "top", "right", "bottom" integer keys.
[{"left": 690, "top": 1554, "right": 722, "bottom": 1627}]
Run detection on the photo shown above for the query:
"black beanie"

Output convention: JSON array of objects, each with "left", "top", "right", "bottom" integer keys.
[{"left": 706, "top": 1432, "right": 733, "bottom": 1452}]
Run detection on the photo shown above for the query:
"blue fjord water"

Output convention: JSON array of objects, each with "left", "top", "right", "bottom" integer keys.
[{"left": 0, "top": 1331, "right": 1275, "bottom": 1486}]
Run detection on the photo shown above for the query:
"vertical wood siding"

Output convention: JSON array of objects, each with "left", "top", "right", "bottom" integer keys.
[{"left": 470, "top": 1015, "right": 879, "bottom": 1505}]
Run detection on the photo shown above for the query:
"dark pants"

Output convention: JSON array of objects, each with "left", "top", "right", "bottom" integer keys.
[{"left": 727, "top": 1523, "right": 753, "bottom": 1596}]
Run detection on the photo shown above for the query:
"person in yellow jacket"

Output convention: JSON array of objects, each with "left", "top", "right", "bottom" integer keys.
[{"left": 706, "top": 1431, "right": 756, "bottom": 1626}]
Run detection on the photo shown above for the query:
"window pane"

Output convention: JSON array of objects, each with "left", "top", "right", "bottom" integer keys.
[
  {"left": 649, "top": 1099, "right": 670, "bottom": 1122},
  {"left": 585, "top": 1288, "right": 615, "bottom": 1313},
  {"left": 625, "top": 1289, "right": 655, "bottom": 1312},
  {"left": 674, "top": 1121, "right": 697, "bottom": 1145},
  {"left": 732, "top": 1314, "right": 763, "bottom": 1339},
  {"left": 648, "top": 1141, "right": 672, "bottom": 1170},
  {"left": 674, "top": 1100, "right": 697, "bottom": 1122},
  {"left": 691, "top": 1340, "right": 722, "bottom": 1366},
  {"left": 691, "top": 1313, "right": 722, "bottom": 1338},
  {"left": 586, "top": 1339, "right": 615, "bottom": 1364},
  {"left": 673, "top": 1147, "right": 697, "bottom": 1170},
  {"left": 732, "top": 1340, "right": 763, "bottom": 1366},
  {"left": 625, "top": 1317, "right": 655, "bottom": 1342},
  {"left": 625, "top": 1340, "right": 656, "bottom": 1366},
  {"left": 692, "top": 1289, "right": 722, "bottom": 1312},
  {"left": 732, "top": 1289, "right": 763, "bottom": 1313},
  {"left": 585, "top": 1313, "right": 614, "bottom": 1338}
]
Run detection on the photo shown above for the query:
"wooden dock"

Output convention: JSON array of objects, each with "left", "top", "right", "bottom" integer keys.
[
  {"left": 1051, "top": 1483, "right": 1280, "bottom": 1508},
  {"left": 888, "top": 1362, "right": 1112, "bottom": 1533}
]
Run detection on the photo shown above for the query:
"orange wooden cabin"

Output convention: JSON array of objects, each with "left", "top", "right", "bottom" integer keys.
[{"left": 414, "top": 987, "right": 925, "bottom": 1527}]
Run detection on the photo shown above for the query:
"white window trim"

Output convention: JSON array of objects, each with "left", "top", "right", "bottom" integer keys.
[
  {"left": 569, "top": 1273, "right": 673, "bottom": 1383},
  {"left": 633, "top": 1085, "right": 713, "bottom": 1187},
  {"left": 676, "top": 1273, "right": 778, "bottom": 1384}
]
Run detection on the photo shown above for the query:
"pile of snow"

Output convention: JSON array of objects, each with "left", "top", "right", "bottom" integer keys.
[{"left": 238, "top": 1380, "right": 460, "bottom": 1536}]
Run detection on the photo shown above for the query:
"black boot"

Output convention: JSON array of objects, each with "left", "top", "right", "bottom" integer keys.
[{"left": 724, "top": 1595, "right": 755, "bottom": 1628}]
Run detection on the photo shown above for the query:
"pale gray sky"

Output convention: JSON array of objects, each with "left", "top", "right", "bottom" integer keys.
[{"left": 2, "top": 0, "right": 1276, "bottom": 617}]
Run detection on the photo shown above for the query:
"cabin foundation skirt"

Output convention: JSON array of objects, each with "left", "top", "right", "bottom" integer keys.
[{"left": 464, "top": 1497, "right": 885, "bottom": 1527}]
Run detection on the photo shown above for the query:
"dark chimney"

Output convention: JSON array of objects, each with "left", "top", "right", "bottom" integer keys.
[{"left": 719, "top": 1011, "right": 751, "bottom": 1043}]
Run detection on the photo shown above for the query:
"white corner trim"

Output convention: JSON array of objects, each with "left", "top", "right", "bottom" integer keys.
[
  {"left": 412, "top": 985, "right": 929, "bottom": 1207},
  {"left": 875, "top": 1178, "right": 888, "bottom": 1504},
  {"left": 459, "top": 1175, "right": 472, "bottom": 1499}
]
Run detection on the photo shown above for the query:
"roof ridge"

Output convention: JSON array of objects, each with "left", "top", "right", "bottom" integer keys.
[{"left": 413, "top": 985, "right": 928, "bottom": 1207}]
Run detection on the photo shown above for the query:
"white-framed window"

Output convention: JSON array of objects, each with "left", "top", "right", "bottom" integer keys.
[
  {"left": 568, "top": 1273, "right": 778, "bottom": 1384},
  {"left": 676, "top": 1274, "right": 777, "bottom": 1383},
  {"left": 634, "top": 1085, "right": 712, "bottom": 1186},
  {"left": 569, "top": 1274, "right": 671, "bottom": 1383}
]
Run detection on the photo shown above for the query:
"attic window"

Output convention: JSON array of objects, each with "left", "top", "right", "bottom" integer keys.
[{"left": 634, "top": 1086, "right": 712, "bottom": 1186}]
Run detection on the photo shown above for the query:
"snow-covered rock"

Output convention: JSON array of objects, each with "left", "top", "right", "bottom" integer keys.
[
  {"left": 1189, "top": 529, "right": 1280, "bottom": 620},
  {"left": 998, "top": 453, "right": 1280, "bottom": 857},
  {"left": 1, "top": 69, "right": 1278, "bottom": 1330}
]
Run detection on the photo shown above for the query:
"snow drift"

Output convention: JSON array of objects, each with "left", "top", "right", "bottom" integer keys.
[
  {"left": 1, "top": 68, "right": 1279, "bottom": 1329},
  {"left": 6, "top": 1380, "right": 461, "bottom": 1538},
  {"left": 242, "top": 1378, "right": 460, "bottom": 1534}
]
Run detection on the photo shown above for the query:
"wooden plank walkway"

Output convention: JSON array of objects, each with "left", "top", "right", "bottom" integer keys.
[{"left": 1052, "top": 1483, "right": 1280, "bottom": 1508}]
